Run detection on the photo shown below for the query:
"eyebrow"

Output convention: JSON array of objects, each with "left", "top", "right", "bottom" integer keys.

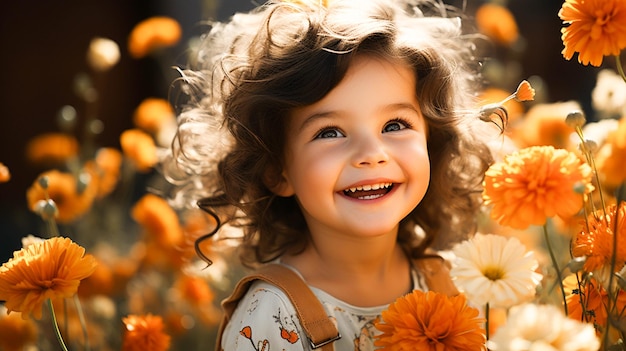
[{"left": 297, "top": 102, "right": 421, "bottom": 133}]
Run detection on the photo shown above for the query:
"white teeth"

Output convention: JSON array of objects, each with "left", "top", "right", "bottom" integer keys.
[{"left": 346, "top": 182, "right": 392, "bottom": 193}]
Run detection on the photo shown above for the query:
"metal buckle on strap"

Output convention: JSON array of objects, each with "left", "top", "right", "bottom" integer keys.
[{"left": 309, "top": 333, "right": 341, "bottom": 349}]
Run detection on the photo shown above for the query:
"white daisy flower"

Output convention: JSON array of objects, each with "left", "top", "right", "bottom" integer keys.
[
  {"left": 488, "top": 303, "right": 599, "bottom": 351},
  {"left": 450, "top": 233, "right": 542, "bottom": 308}
]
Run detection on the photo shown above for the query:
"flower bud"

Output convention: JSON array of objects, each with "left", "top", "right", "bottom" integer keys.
[{"left": 565, "top": 111, "right": 586, "bottom": 128}]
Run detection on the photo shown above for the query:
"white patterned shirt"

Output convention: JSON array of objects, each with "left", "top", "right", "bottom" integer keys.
[{"left": 220, "top": 264, "right": 426, "bottom": 351}]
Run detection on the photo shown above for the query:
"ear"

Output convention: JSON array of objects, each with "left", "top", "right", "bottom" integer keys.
[{"left": 264, "top": 168, "right": 295, "bottom": 197}]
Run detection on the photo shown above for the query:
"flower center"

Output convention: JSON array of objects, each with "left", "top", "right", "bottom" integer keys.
[{"left": 482, "top": 266, "right": 505, "bottom": 281}]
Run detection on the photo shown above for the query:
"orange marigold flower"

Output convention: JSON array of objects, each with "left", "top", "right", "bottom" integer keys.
[
  {"left": 120, "top": 129, "right": 158, "bottom": 172},
  {"left": 0, "top": 306, "right": 38, "bottom": 351},
  {"left": 131, "top": 193, "right": 183, "bottom": 248},
  {"left": 133, "top": 98, "right": 176, "bottom": 134},
  {"left": 559, "top": 0, "right": 626, "bottom": 67},
  {"left": 25, "top": 132, "right": 79, "bottom": 165},
  {"left": 475, "top": 4, "right": 519, "bottom": 47},
  {"left": 128, "top": 17, "right": 181, "bottom": 59},
  {"left": 565, "top": 275, "right": 626, "bottom": 331},
  {"left": 122, "top": 314, "right": 171, "bottom": 351},
  {"left": 374, "top": 290, "right": 485, "bottom": 350},
  {"left": 572, "top": 203, "right": 626, "bottom": 273},
  {"left": 0, "top": 237, "right": 97, "bottom": 319},
  {"left": 26, "top": 169, "right": 98, "bottom": 223},
  {"left": 483, "top": 145, "right": 594, "bottom": 229},
  {"left": 0, "top": 162, "right": 10, "bottom": 183}
]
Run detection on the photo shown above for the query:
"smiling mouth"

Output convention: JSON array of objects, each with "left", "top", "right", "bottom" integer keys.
[{"left": 342, "top": 182, "right": 394, "bottom": 200}]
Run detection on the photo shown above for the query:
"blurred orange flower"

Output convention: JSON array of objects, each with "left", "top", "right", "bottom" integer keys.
[
  {"left": 0, "top": 237, "right": 97, "bottom": 319},
  {"left": 88, "top": 147, "right": 123, "bottom": 198},
  {"left": 572, "top": 203, "right": 626, "bottom": 273},
  {"left": 0, "top": 162, "right": 10, "bottom": 183},
  {"left": 512, "top": 101, "right": 579, "bottom": 149},
  {"left": 596, "top": 117, "right": 626, "bottom": 189},
  {"left": 131, "top": 193, "right": 183, "bottom": 248},
  {"left": 174, "top": 274, "right": 214, "bottom": 307},
  {"left": 25, "top": 132, "right": 79, "bottom": 165},
  {"left": 120, "top": 129, "right": 158, "bottom": 172},
  {"left": 475, "top": 3, "right": 519, "bottom": 46},
  {"left": 483, "top": 145, "right": 594, "bottom": 229},
  {"left": 78, "top": 257, "right": 114, "bottom": 298},
  {"left": 559, "top": 0, "right": 626, "bottom": 67},
  {"left": 133, "top": 98, "right": 176, "bottom": 134},
  {"left": 122, "top": 314, "right": 171, "bottom": 351},
  {"left": 0, "top": 307, "right": 38, "bottom": 351},
  {"left": 26, "top": 169, "right": 98, "bottom": 223},
  {"left": 128, "top": 16, "right": 182, "bottom": 59},
  {"left": 374, "top": 290, "right": 485, "bottom": 350}
]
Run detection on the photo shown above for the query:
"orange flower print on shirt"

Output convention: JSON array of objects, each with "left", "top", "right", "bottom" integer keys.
[{"left": 239, "top": 326, "right": 270, "bottom": 351}]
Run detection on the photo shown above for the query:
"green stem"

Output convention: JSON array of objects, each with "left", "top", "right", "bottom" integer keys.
[
  {"left": 616, "top": 54, "right": 626, "bottom": 84},
  {"left": 47, "top": 299, "right": 70, "bottom": 351},
  {"left": 485, "top": 302, "right": 490, "bottom": 341},
  {"left": 73, "top": 294, "right": 90, "bottom": 351},
  {"left": 542, "top": 224, "right": 568, "bottom": 316}
]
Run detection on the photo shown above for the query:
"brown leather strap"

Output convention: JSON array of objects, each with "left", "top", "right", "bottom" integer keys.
[
  {"left": 216, "top": 263, "right": 340, "bottom": 351},
  {"left": 413, "top": 256, "right": 459, "bottom": 297}
]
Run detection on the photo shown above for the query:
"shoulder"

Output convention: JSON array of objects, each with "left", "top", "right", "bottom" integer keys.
[
  {"left": 221, "top": 280, "right": 309, "bottom": 350},
  {"left": 413, "top": 251, "right": 459, "bottom": 296}
]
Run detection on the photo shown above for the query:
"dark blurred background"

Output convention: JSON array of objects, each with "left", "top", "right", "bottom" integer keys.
[{"left": 0, "top": 0, "right": 600, "bottom": 263}]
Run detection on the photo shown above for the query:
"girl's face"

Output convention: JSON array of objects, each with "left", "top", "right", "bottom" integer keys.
[{"left": 277, "top": 55, "right": 430, "bottom": 239}]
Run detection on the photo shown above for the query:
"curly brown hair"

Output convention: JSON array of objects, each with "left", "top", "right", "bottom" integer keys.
[{"left": 167, "top": 0, "right": 494, "bottom": 268}]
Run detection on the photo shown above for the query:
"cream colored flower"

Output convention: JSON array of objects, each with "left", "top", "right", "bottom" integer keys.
[
  {"left": 450, "top": 234, "right": 542, "bottom": 308},
  {"left": 489, "top": 303, "right": 599, "bottom": 351},
  {"left": 592, "top": 69, "right": 626, "bottom": 119},
  {"left": 87, "top": 37, "right": 120, "bottom": 72}
]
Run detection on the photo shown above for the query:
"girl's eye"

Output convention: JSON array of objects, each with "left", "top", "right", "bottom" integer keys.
[
  {"left": 383, "top": 119, "right": 412, "bottom": 133},
  {"left": 314, "top": 127, "right": 345, "bottom": 139}
]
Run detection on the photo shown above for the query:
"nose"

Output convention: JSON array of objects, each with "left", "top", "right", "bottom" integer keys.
[{"left": 352, "top": 135, "right": 389, "bottom": 167}]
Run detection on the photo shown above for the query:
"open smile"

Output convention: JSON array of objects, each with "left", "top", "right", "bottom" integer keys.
[{"left": 342, "top": 182, "right": 394, "bottom": 200}]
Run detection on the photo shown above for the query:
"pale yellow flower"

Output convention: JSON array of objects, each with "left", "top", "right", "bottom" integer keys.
[
  {"left": 489, "top": 303, "right": 600, "bottom": 350},
  {"left": 451, "top": 234, "right": 542, "bottom": 308},
  {"left": 86, "top": 37, "right": 120, "bottom": 72}
]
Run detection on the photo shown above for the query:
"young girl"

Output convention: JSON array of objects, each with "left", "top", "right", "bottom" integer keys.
[{"left": 166, "top": 0, "right": 494, "bottom": 349}]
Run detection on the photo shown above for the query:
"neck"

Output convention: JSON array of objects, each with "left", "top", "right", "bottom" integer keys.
[{"left": 282, "top": 230, "right": 412, "bottom": 307}]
